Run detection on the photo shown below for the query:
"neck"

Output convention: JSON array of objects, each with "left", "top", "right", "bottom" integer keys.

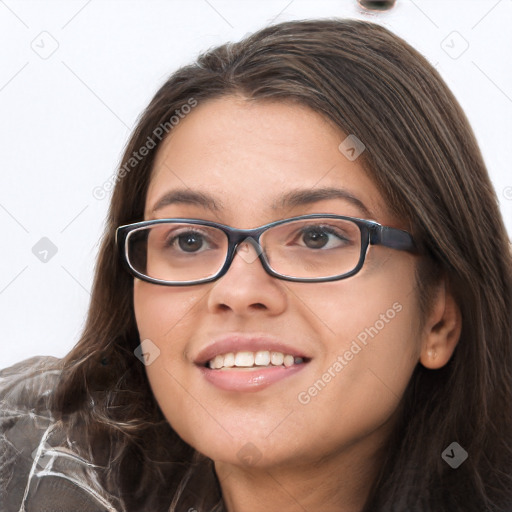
[{"left": 214, "top": 430, "right": 389, "bottom": 512}]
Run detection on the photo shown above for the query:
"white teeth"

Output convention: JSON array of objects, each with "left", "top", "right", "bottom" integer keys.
[
  {"left": 283, "top": 354, "right": 295, "bottom": 367},
  {"left": 234, "top": 351, "right": 254, "bottom": 367},
  {"left": 223, "top": 352, "right": 235, "bottom": 367},
  {"left": 254, "top": 351, "right": 270, "bottom": 366},
  {"left": 270, "top": 351, "right": 284, "bottom": 366},
  {"left": 207, "top": 350, "right": 305, "bottom": 370},
  {"left": 212, "top": 355, "right": 224, "bottom": 369}
]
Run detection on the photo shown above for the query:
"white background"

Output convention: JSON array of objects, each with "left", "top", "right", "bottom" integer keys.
[{"left": 0, "top": 0, "right": 511, "bottom": 369}]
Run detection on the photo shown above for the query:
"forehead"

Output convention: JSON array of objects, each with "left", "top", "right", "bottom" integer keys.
[{"left": 146, "top": 95, "right": 390, "bottom": 226}]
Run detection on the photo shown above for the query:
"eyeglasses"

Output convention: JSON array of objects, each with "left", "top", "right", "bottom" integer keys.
[{"left": 115, "top": 214, "right": 417, "bottom": 286}]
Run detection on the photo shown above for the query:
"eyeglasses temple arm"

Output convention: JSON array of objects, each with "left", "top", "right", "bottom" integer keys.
[{"left": 370, "top": 225, "right": 418, "bottom": 253}]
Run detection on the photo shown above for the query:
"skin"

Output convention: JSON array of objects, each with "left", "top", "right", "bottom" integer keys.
[{"left": 133, "top": 95, "right": 461, "bottom": 512}]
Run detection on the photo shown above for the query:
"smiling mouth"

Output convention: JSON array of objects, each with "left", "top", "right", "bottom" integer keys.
[{"left": 205, "top": 350, "right": 308, "bottom": 370}]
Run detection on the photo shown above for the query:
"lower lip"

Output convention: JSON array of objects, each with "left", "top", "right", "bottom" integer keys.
[{"left": 197, "top": 363, "right": 308, "bottom": 392}]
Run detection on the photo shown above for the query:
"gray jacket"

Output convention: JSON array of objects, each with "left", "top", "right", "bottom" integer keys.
[{"left": 0, "top": 356, "right": 120, "bottom": 512}]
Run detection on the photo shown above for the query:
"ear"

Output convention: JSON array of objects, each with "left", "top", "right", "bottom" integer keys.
[{"left": 419, "top": 277, "right": 462, "bottom": 369}]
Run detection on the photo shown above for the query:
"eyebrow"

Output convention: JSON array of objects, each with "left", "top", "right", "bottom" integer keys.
[
  {"left": 274, "top": 187, "right": 373, "bottom": 218},
  {"left": 152, "top": 189, "right": 222, "bottom": 213},
  {"left": 151, "top": 187, "right": 373, "bottom": 218}
]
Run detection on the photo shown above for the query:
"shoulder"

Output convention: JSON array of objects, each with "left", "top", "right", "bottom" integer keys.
[
  {"left": 0, "top": 356, "right": 60, "bottom": 509},
  {"left": 0, "top": 355, "right": 63, "bottom": 413},
  {"left": 0, "top": 356, "right": 121, "bottom": 511}
]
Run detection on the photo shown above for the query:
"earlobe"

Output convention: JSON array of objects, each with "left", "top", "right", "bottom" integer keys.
[{"left": 419, "top": 278, "right": 462, "bottom": 370}]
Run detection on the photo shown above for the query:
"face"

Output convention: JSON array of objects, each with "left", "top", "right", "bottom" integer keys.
[{"left": 134, "top": 95, "right": 423, "bottom": 470}]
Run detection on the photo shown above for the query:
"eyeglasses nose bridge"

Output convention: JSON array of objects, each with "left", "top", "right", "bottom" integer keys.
[{"left": 232, "top": 236, "right": 264, "bottom": 265}]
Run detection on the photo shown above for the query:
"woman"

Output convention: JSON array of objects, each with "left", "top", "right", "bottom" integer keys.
[{"left": 1, "top": 18, "right": 511, "bottom": 512}]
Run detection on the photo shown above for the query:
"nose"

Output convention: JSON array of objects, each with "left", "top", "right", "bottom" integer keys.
[{"left": 206, "top": 238, "right": 287, "bottom": 316}]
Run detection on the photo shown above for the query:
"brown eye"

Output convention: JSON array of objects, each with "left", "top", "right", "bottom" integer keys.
[
  {"left": 164, "top": 230, "right": 208, "bottom": 252},
  {"left": 176, "top": 232, "right": 205, "bottom": 252},
  {"left": 298, "top": 226, "right": 350, "bottom": 250},
  {"left": 302, "top": 228, "right": 330, "bottom": 249}
]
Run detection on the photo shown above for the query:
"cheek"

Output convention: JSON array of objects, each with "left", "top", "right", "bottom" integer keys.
[
  {"left": 133, "top": 280, "right": 201, "bottom": 343},
  {"left": 294, "top": 266, "right": 421, "bottom": 434},
  {"left": 321, "top": 252, "right": 421, "bottom": 361},
  {"left": 133, "top": 279, "right": 209, "bottom": 431}
]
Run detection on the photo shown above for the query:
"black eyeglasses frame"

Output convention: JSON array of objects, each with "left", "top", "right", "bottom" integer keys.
[{"left": 115, "top": 214, "right": 418, "bottom": 286}]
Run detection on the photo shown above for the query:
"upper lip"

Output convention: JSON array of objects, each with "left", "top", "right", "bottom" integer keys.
[{"left": 193, "top": 333, "right": 311, "bottom": 366}]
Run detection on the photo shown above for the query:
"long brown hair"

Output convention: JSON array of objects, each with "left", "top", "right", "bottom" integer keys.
[{"left": 52, "top": 18, "right": 512, "bottom": 511}]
